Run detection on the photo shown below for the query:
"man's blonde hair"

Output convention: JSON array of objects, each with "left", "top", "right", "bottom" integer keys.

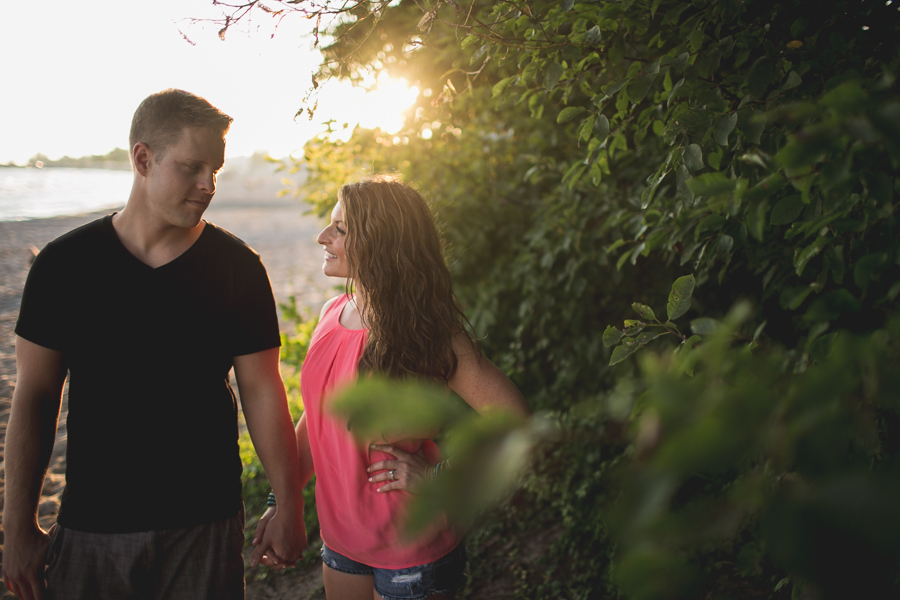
[{"left": 129, "top": 89, "right": 232, "bottom": 161}]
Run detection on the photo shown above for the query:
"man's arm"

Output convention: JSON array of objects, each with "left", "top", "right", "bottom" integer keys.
[
  {"left": 232, "top": 347, "right": 306, "bottom": 567},
  {"left": 3, "top": 337, "right": 67, "bottom": 600}
]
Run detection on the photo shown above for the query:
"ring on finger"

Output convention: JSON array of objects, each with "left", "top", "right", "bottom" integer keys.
[{"left": 389, "top": 469, "right": 395, "bottom": 481}]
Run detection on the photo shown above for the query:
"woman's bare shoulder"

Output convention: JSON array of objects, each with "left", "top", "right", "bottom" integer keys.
[{"left": 319, "top": 295, "right": 344, "bottom": 321}]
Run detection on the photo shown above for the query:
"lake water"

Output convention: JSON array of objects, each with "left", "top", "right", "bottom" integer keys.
[{"left": 0, "top": 167, "right": 131, "bottom": 222}]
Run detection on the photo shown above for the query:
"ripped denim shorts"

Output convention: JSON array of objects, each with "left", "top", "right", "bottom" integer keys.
[{"left": 320, "top": 543, "right": 466, "bottom": 600}]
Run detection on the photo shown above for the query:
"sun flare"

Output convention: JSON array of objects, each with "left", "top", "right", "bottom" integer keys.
[
  {"left": 357, "top": 79, "right": 420, "bottom": 134},
  {"left": 314, "top": 76, "right": 420, "bottom": 145}
]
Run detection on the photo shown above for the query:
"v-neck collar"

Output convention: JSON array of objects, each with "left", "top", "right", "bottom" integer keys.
[{"left": 104, "top": 214, "right": 210, "bottom": 272}]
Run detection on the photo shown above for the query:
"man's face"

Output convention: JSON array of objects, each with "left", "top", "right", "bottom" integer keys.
[{"left": 144, "top": 127, "right": 226, "bottom": 229}]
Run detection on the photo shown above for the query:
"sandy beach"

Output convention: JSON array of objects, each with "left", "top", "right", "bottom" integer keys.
[{"left": 0, "top": 171, "right": 333, "bottom": 598}]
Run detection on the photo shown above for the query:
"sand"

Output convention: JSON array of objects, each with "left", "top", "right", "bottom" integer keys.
[{"left": 0, "top": 177, "right": 334, "bottom": 598}]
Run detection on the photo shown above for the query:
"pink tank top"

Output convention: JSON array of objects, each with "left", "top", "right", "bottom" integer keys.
[{"left": 300, "top": 294, "right": 460, "bottom": 568}]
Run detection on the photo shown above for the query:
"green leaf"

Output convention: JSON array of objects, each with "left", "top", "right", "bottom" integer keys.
[
  {"left": 804, "top": 289, "right": 861, "bottom": 322},
  {"left": 609, "top": 331, "right": 664, "bottom": 365},
  {"left": 770, "top": 195, "right": 804, "bottom": 225},
  {"left": 625, "top": 74, "right": 655, "bottom": 104},
  {"left": 616, "top": 247, "right": 632, "bottom": 270},
  {"left": 543, "top": 62, "right": 564, "bottom": 91},
  {"left": 667, "top": 274, "right": 696, "bottom": 320},
  {"left": 715, "top": 234, "right": 734, "bottom": 258},
  {"left": 642, "top": 161, "right": 669, "bottom": 209},
  {"left": 670, "top": 52, "right": 690, "bottom": 71},
  {"left": 632, "top": 302, "right": 657, "bottom": 320},
  {"left": 739, "top": 151, "right": 771, "bottom": 170},
  {"left": 603, "top": 325, "right": 625, "bottom": 347},
  {"left": 714, "top": 113, "right": 737, "bottom": 146},
  {"left": 683, "top": 144, "right": 704, "bottom": 172},
  {"left": 577, "top": 115, "right": 595, "bottom": 142},
  {"left": 824, "top": 245, "right": 845, "bottom": 284},
  {"left": 820, "top": 81, "right": 868, "bottom": 116},
  {"left": 676, "top": 165, "right": 694, "bottom": 202},
  {"left": 606, "top": 238, "right": 627, "bottom": 254},
  {"left": 594, "top": 114, "right": 610, "bottom": 143},
  {"left": 744, "top": 173, "right": 788, "bottom": 204},
  {"left": 680, "top": 109, "right": 713, "bottom": 134},
  {"left": 689, "top": 27, "right": 703, "bottom": 52},
  {"left": 696, "top": 214, "right": 728, "bottom": 239},
  {"left": 331, "top": 377, "right": 464, "bottom": 443},
  {"left": 681, "top": 335, "right": 702, "bottom": 352},
  {"left": 492, "top": 76, "right": 516, "bottom": 98},
  {"left": 603, "top": 79, "right": 628, "bottom": 96},
  {"left": 687, "top": 172, "right": 735, "bottom": 197},
  {"left": 585, "top": 25, "right": 602, "bottom": 45},
  {"left": 741, "top": 110, "right": 766, "bottom": 144},
  {"left": 853, "top": 253, "right": 889, "bottom": 289},
  {"left": 562, "top": 0, "right": 575, "bottom": 10},
  {"left": 776, "top": 129, "right": 840, "bottom": 170},
  {"left": 780, "top": 286, "right": 812, "bottom": 310},
  {"left": 782, "top": 70, "right": 802, "bottom": 91},
  {"left": 794, "top": 236, "right": 830, "bottom": 276},
  {"left": 668, "top": 77, "right": 685, "bottom": 108},
  {"left": 558, "top": 106, "right": 586, "bottom": 124},
  {"left": 747, "top": 198, "right": 768, "bottom": 241},
  {"left": 624, "top": 320, "right": 648, "bottom": 336},
  {"left": 747, "top": 57, "right": 776, "bottom": 98},
  {"left": 690, "top": 317, "right": 720, "bottom": 335}
]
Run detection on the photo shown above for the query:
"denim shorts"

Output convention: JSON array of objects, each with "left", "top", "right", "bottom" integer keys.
[{"left": 320, "top": 543, "right": 466, "bottom": 600}]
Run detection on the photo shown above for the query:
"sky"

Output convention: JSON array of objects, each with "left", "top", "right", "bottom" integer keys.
[{"left": 0, "top": 0, "right": 418, "bottom": 165}]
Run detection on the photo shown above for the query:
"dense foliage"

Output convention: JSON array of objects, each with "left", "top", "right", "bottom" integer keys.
[{"left": 218, "top": 0, "right": 900, "bottom": 597}]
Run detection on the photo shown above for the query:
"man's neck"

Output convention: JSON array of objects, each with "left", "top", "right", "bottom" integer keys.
[{"left": 112, "top": 204, "right": 205, "bottom": 269}]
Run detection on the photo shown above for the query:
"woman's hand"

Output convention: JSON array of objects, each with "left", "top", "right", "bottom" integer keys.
[
  {"left": 367, "top": 444, "right": 431, "bottom": 493},
  {"left": 250, "top": 506, "right": 293, "bottom": 570}
]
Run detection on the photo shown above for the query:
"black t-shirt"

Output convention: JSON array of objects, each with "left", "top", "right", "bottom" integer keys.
[{"left": 16, "top": 215, "right": 281, "bottom": 533}]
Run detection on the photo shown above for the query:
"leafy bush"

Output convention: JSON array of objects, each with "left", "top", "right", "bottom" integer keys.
[
  {"left": 208, "top": 0, "right": 900, "bottom": 596},
  {"left": 606, "top": 287, "right": 900, "bottom": 600}
]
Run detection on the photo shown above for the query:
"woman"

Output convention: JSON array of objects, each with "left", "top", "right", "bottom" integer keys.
[{"left": 255, "top": 175, "right": 529, "bottom": 600}]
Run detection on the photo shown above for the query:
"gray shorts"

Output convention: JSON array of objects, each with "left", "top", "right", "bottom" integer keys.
[{"left": 44, "top": 512, "right": 244, "bottom": 600}]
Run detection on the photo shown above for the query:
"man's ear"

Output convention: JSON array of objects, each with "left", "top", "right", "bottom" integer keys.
[{"left": 132, "top": 143, "right": 152, "bottom": 176}]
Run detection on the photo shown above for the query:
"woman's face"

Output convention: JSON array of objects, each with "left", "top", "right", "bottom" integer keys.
[{"left": 316, "top": 201, "right": 350, "bottom": 278}]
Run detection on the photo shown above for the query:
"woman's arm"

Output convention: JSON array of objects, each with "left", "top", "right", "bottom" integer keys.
[
  {"left": 367, "top": 333, "right": 530, "bottom": 492},
  {"left": 447, "top": 332, "right": 530, "bottom": 418}
]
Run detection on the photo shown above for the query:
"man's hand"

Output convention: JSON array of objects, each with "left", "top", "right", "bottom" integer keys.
[
  {"left": 248, "top": 506, "right": 307, "bottom": 570},
  {"left": 3, "top": 524, "right": 54, "bottom": 600}
]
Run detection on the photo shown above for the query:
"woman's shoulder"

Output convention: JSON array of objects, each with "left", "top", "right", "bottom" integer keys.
[{"left": 319, "top": 294, "right": 346, "bottom": 321}]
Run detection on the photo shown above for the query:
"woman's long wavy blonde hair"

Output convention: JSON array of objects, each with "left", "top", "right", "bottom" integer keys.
[{"left": 339, "top": 174, "right": 477, "bottom": 383}]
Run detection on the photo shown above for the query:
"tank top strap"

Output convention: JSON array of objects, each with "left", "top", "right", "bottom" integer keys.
[{"left": 321, "top": 294, "right": 352, "bottom": 328}]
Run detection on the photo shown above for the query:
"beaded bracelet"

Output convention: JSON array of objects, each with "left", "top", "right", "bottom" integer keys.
[
  {"left": 267, "top": 492, "right": 276, "bottom": 507},
  {"left": 432, "top": 458, "right": 452, "bottom": 478}
]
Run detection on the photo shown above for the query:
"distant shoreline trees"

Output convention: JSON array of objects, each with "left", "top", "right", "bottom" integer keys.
[{"left": 2, "top": 148, "right": 130, "bottom": 170}]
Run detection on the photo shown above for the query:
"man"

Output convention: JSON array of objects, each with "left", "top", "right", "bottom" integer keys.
[{"left": 2, "top": 89, "right": 305, "bottom": 600}]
